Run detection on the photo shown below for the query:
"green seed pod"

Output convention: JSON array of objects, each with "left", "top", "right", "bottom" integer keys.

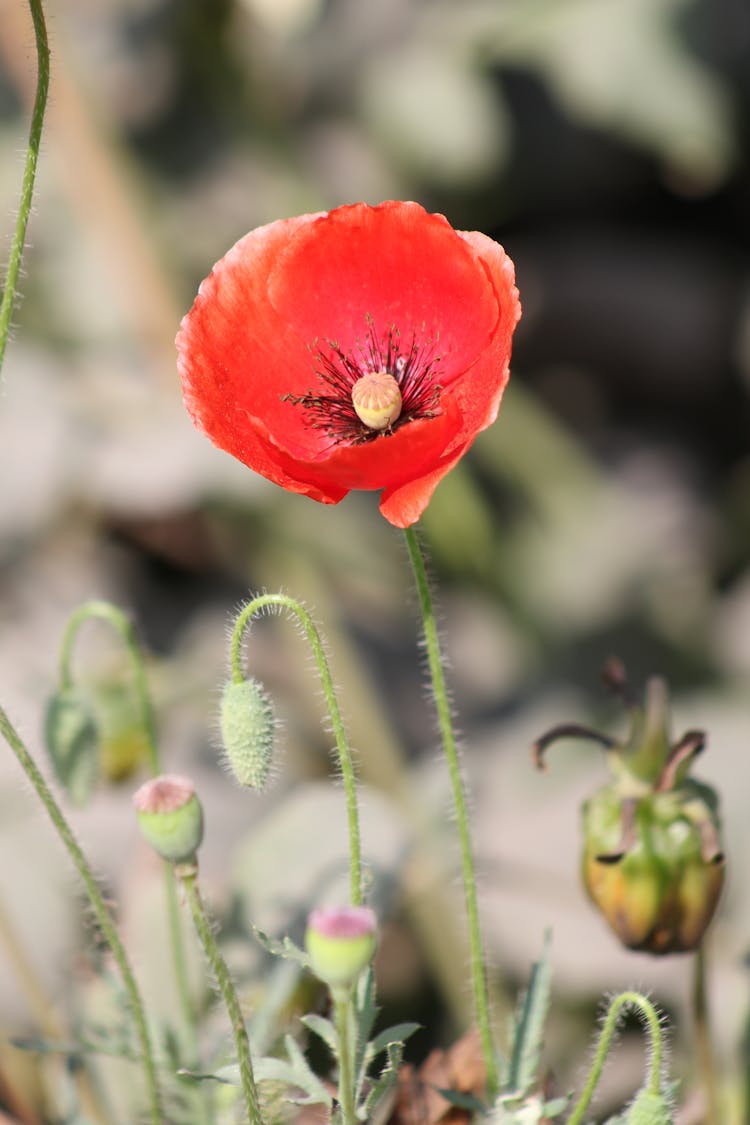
[
  {"left": 220, "top": 677, "right": 275, "bottom": 790},
  {"left": 305, "top": 906, "right": 377, "bottom": 990},
  {"left": 626, "top": 1089, "right": 673, "bottom": 1124},
  {"left": 582, "top": 780, "right": 724, "bottom": 954},
  {"left": 535, "top": 662, "right": 725, "bottom": 955},
  {"left": 133, "top": 775, "right": 204, "bottom": 864},
  {"left": 44, "top": 688, "right": 100, "bottom": 806}
]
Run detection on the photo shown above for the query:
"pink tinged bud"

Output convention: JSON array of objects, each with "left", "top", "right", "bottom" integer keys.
[
  {"left": 305, "top": 906, "right": 377, "bottom": 988},
  {"left": 133, "top": 774, "right": 204, "bottom": 864}
]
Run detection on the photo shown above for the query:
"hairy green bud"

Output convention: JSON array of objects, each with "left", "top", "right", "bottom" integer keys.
[
  {"left": 44, "top": 688, "right": 100, "bottom": 806},
  {"left": 220, "top": 677, "right": 275, "bottom": 790}
]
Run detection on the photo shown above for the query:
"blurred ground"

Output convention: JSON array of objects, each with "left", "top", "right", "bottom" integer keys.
[{"left": 1, "top": 0, "right": 750, "bottom": 1120}]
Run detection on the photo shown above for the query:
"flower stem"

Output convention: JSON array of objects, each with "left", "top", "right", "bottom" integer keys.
[
  {"left": 177, "top": 866, "right": 265, "bottom": 1125},
  {"left": 0, "top": 0, "right": 50, "bottom": 379},
  {"left": 229, "top": 593, "right": 362, "bottom": 906},
  {"left": 58, "top": 599, "right": 206, "bottom": 1098},
  {"left": 567, "top": 991, "right": 664, "bottom": 1125},
  {"left": 0, "top": 705, "right": 164, "bottom": 1125},
  {"left": 333, "top": 986, "right": 357, "bottom": 1125},
  {"left": 693, "top": 944, "right": 720, "bottom": 1125},
  {"left": 402, "top": 527, "right": 497, "bottom": 1098}
]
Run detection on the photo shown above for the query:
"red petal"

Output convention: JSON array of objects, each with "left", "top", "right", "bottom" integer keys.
[{"left": 177, "top": 202, "right": 521, "bottom": 525}]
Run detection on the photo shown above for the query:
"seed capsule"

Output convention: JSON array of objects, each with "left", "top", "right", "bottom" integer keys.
[
  {"left": 351, "top": 371, "right": 402, "bottom": 430},
  {"left": 534, "top": 663, "right": 725, "bottom": 955}
]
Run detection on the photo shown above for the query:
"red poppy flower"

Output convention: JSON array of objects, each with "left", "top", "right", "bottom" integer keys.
[{"left": 177, "top": 201, "right": 520, "bottom": 528}]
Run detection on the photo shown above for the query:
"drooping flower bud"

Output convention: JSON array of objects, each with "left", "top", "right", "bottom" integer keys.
[
  {"left": 44, "top": 688, "right": 100, "bottom": 806},
  {"left": 534, "top": 661, "right": 725, "bottom": 955},
  {"left": 90, "top": 677, "right": 152, "bottom": 783},
  {"left": 133, "top": 775, "right": 204, "bottom": 864},
  {"left": 219, "top": 677, "right": 276, "bottom": 790},
  {"left": 305, "top": 906, "right": 377, "bottom": 989}
]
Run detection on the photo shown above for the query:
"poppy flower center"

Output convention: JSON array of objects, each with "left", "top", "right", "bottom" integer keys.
[
  {"left": 351, "top": 371, "right": 402, "bottom": 430},
  {"left": 283, "top": 322, "right": 441, "bottom": 447}
]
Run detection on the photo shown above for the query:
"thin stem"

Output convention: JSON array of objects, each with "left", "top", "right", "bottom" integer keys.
[
  {"left": 333, "top": 987, "right": 357, "bottom": 1125},
  {"left": 0, "top": 0, "right": 50, "bottom": 379},
  {"left": 567, "top": 991, "right": 664, "bottom": 1125},
  {"left": 0, "top": 705, "right": 164, "bottom": 1125},
  {"left": 402, "top": 527, "right": 497, "bottom": 1098},
  {"left": 58, "top": 600, "right": 160, "bottom": 773},
  {"left": 229, "top": 593, "right": 362, "bottom": 906},
  {"left": 692, "top": 944, "right": 720, "bottom": 1125},
  {"left": 57, "top": 601, "right": 207, "bottom": 1113},
  {"left": 178, "top": 868, "right": 265, "bottom": 1125}
]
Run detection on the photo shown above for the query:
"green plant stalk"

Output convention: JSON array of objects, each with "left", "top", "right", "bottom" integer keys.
[
  {"left": 567, "top": 990, "right": 663, "bottom": 1125},
  {"left": 178, "top": 868, "right": 264, "bottom": 1125},
  {"left": 58, "top": 600, "right": 204, "bottom": 1093},
  {"left": 693, "top": 945, "right": 720, "bottom": 1125},
  {"left": 229, "top": 593, "right": 362, "bottom": 905},
  {"left": 0, "top": 0, "right": 50, "bottom": 379},
  {"left": 0, "top": 705, "right": 164, "bottom": 1125},
  {"left": 332, "top": 986, "right": 357, "bottom": 1125},
  {"left": 403, "top": 526, "right": 497, "bottom": 1097}
]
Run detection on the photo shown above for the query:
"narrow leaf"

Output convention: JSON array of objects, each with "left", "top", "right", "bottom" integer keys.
[
  {"left": 507, "top": 931, "right": 552, "bottom": 1096},
  {"left": 301, "top": 1013, "right": 339, "bottom": 1055},
  {"left": 369, "top": 1022, "right": 421, "bottom": 1057},
  {"left": 253, "top": 926, "right": 309, "bottom": 967}
]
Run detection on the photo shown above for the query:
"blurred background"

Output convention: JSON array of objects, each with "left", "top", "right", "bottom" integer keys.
[{"left": 1, "top": 0, "right": 750, "bottom": 1120}]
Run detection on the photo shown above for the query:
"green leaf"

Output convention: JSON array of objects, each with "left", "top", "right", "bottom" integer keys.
[
  {"left": 300, "top": 1013, "right": 338, "bottom": 1055},
  {"left": 281, "top": 1033, "right": 333, "bottom": 1106},
  {"left": 433, "top": 1087, "right": 487, "bottom": 1113},
  {"left": 253, "top": 926, "right": 310, "bottom": 967},
  {"left": 369, "top": 1022, "right": 420, "bottom": 1057},
  {"left": 177, "top": 1065, "right": 241, "bottom": 1086},
  {"left": 360, "top": 1040, "right": 404, "bottom": 1120},
  {"left": 506, "top": 932, "right": 552, "bottom": 1097}
]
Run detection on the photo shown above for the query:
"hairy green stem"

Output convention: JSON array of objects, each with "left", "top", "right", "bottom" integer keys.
[
  {"left": 0, "top": 0, "right": 50, "bottom": 378},
  {"left": 58, "top": 600, "right": 207, "bottom": 1110},
  {"left": 178, "top": 868, "right": 264, "bottom": 1125},
  {"left": 333, "top": 987, "right": 357, "bottom": 1125},
  {"left": 0, "top": 706, "right": 164, "bottom": 1125},
  {"left": 402, "top": 527, "right": 497, "bottom": 1098},
  {"left": 692, "top": 945, "right": 720, "bottom": 1125},
  {"left": 567, "top": 991, "right": 664, "bottom": 1125},
  {"left": 229, "top": 593, "right": 362, "bottom": 905}
]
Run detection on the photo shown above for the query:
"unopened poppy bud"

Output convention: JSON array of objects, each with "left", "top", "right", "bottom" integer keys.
[
  {"left": 44, "top": 688, "right": 100, "bottom": 806},
  {"left": 305, "top": 906, "right": 377, "bottom": 989},
  {"left": 133, "top": 775, "right": 203, "bottom": 863},
  {"left": 626, "top": 1089, "right": 672, "bottom": 1124},
  {"left": 351, "top": 371, "right": 402, "bottom": 430},
  {"left": 220, "top": 677, "right": 275, "bottom": 790},
  {"left": 94, "top": 679, "right": 151, "bottom": 783}
]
